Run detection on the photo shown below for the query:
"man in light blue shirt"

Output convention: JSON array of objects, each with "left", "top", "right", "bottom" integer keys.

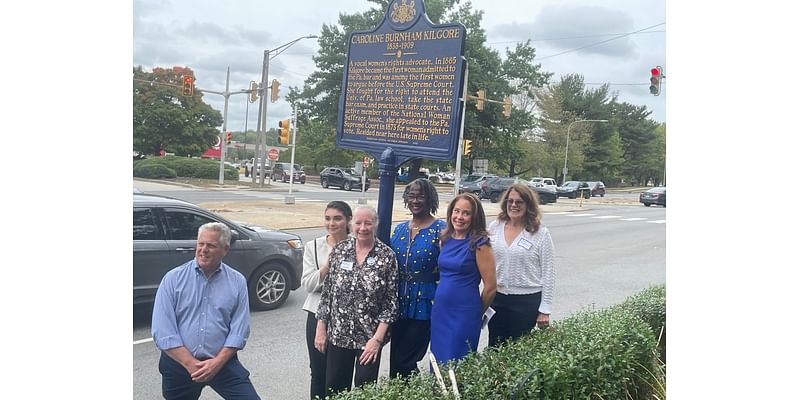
[{"left": 151, "top": 222, "right": 260, "bottom": 400}]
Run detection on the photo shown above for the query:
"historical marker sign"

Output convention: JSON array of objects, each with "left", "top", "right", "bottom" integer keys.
[{"left": 336, "top": 0, "right": 466, "bottom": 164}]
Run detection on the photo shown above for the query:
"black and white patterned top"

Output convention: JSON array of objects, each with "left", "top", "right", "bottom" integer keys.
[{"left": 316, "top": 237, "right": 399, "bottom": 349}]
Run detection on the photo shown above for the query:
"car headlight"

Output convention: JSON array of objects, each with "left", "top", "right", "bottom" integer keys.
[{"left": 287, "top": 239, "right": 302, "bottom": 249}]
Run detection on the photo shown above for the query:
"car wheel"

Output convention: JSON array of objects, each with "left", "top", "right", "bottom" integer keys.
[
  {"left": 301, "top": 178, "right": 305, "bottom": 184},
  {"left": 321, "top": 179, "right": 329, "bottom": 188},
  {"left": 600, "top": 193, "right": 605, "bottom": 197},
  {"left": 344, "top": 181, "right": 352, "bottom": 191},
  {"left": 248, "top": 263, "right": 290, "bottom": 311},
  {"left": 644, "top": 203, "right": 652, "bottom": 207},
  {"left": 490, "top": 192, "right": 500, "bottom": 203}
]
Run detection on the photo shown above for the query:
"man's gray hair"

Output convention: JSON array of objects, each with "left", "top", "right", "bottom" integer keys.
[{"left": 198, "top": 222, "right": 232, "bottom": 247}]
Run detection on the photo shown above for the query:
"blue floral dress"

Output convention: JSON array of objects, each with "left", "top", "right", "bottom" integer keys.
[{"left": 390, "top": 219, "right": 446, "bottom": 320}]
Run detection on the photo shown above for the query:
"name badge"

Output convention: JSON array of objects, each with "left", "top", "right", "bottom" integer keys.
[
  {"left": 518, "top": 238, "right": 532, "bottom": 250},
  {"left": 366, "top": 257, "right": 376, "bottom": 266},
  {"left": 341, "top": 261, "right": 354, "bottom": 271}
]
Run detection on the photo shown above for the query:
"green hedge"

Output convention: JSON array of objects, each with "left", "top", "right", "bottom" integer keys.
[
  {"left": 133, "top": 163, "right": 177, "bottom": 179},
  {"left": 328, "top": 285, "right": 666, "bottom": 400},
  {"left": 133, "top": 156, "right": 238, "bottom": 180}
]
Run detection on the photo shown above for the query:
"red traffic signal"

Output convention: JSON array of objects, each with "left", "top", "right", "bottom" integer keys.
[
  {"left": 182, "top": 75, "right": 194, "bottom": 97},
  {"left": 225, "top": 131, "right": 232, "bottom": 145},
  {"left": 649, "top": 66, "right": 662, "bottom": 96}
]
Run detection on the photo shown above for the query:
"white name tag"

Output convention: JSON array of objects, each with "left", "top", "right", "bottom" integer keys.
[
  {"left": 518, "top": 238, "right": 532, "bottom": 250},
  {"left": 341, "top": 261, "right": 354, "bottom": 271}
]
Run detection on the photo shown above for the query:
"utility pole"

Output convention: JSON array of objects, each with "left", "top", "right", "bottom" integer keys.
[{"left": 199, "top": 66, "right": 252, "bottom": 185}]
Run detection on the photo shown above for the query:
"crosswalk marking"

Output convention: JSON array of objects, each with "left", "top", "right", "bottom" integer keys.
[
  {"left": 620, "top": 217, "right": 647, "bottom": 221},
  {"left": 567, "top": 213, "right": 596, "bottom": 217},
  {"left": 646, "top": 220, "right": 666, "bottom": 224},
  {"left": 592, "top": 215, "right": 622, "bottom": 219}
]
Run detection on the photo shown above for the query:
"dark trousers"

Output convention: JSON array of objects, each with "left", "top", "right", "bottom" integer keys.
[
  {"left": 488, "top": 292, "right": 542, "bottom": 347},
  {"left": 158, "top": 352, "right": 260, "bottom": 400},
  {"left": 305, "top": 311, "right": 327, "bottom": 399},
  {"left": 389, "top": 318, "right": 430, "bottom": 378},
  {"left": 324, "top": 344, "right": 381, "bottom": 398}
]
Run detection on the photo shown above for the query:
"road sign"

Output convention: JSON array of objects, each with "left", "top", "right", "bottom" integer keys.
[{"left": 268, "top": 148, "right": 280, "bottom": 161}]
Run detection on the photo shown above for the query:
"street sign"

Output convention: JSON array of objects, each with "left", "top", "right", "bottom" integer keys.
[
  {"left": 335, "top": 0, "right": 467, "bottom": 164},
  {"left": 268, "top": 148, "right": 280, "bottom": 161}
]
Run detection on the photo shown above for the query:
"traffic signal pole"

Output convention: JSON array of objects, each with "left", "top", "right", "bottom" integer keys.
[
  {"left": 453, "top": 61, "right": 469, "bottom": 196},
  {"left": 285, "top": 104, "right": 298, "bottom": 204}
]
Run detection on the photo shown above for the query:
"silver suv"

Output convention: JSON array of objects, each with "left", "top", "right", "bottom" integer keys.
[{"left": 133, "top": 193, "right": 303, "bottom": 311}]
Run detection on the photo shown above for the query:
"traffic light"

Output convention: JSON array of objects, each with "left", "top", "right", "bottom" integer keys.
[
  {"left": 502, "top": 96, "right": 512, "bottom": 118},
  {"left": 475, "top": 89, "right": 485, "bottom": 111},
  {"left": 463, "top": 139, "right": 473, "bottom": 156},
  {"left": 278, "top": 119, "right": 291, "bottom": 145},
  {"left": 225, "top": 131, "right": 232, "bottom": 145},
  {"left": 182, "top": 75, "right": 194, "bottom": 97},
  {"left": 270, "top": 79, "right": 280, "bottom": 103},
  {"left": 649, "top": 66, "right": 663, "bottom": 96},
  {"left": 249, "top": 81, "right": 258, "bottom": 103}
]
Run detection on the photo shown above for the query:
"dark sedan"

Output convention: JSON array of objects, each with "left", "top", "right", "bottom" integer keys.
[
  {"left": 479, "top": 177, "right": 557, "bottom": 204},
  {"left": 640, "top": 187, "right": 666, "bottom": 207},
  {"left": 133, "top": 193, "right": 304, "bottom": 311},
  {"left": 557, "top": 181, "right": 591, "bottom": 199}
]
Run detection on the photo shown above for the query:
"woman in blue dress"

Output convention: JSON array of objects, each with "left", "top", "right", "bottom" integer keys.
[
  {"left": 430, "top": 193, "right": 497, "bottom": 366},
  {"left": 389, "top": 178, "right": 446, "bottom": 378}
]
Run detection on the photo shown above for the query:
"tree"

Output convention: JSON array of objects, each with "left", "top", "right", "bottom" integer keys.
[{"left": 133, "top": 66, "right": 223, "bottom": 156}]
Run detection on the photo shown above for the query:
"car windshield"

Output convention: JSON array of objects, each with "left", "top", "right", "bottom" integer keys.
[
  {"left": 648, "top": 187, "right": 666, "bottom": 193},
  {"left": 563, "top": 181, "right": 579, "bottom": 188}
]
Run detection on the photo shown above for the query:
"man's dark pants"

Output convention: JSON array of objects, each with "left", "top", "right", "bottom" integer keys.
[{"left": 159, "top": 352, "right": 260, "bottom": 400}]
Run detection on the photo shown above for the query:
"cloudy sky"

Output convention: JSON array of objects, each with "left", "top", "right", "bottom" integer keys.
[{"left": 133, "top": 0, "right": 665, "bottom": 133}]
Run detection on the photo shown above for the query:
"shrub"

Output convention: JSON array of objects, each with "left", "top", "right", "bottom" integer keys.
[
  {"left": 327, "top": 286, "right": 666, "bottom": 400},
  {"left": 132, "top": 156, "right": 238, "bottom": 180},
  {"left": 134, "top": 163, "right": 176, "bottom": 179}
]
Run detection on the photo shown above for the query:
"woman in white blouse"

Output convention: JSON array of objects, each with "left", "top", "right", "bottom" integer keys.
[
  {"left": 487, "top": 183, "right": 555, "bottom": 346},
  {"left": 301, "top": 201, "right": 352, "bottom": 400}
]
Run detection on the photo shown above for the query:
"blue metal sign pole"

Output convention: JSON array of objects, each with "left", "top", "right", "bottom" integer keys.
[{"left": 376, "top": 148, "right": 398, "bottom": 244}]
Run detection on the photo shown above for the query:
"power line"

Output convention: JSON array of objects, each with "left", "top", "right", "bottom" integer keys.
[
  {"left": 488, "top": 29, "right": 664, "bottom": 45},
  {"left": 536, "top": 23, "right": 665, "bottom": 61}
]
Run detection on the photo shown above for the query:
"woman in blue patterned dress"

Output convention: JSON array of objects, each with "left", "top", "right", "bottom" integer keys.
[
  {"left": 389, "top": 178, "right": 446, "bottom": 378},
  {"left": 430, "top": 193, "right": 497, "bottom": 366}
]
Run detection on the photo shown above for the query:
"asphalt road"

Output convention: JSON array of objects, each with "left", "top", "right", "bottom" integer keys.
[{"left": 132, "top": 198, "right": 665, "bottom": 399}]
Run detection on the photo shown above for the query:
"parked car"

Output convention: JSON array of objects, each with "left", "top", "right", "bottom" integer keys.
[
  {"left": 246, "top": 158, "right": 271, "bottom": 178},
  {"left": 319, "top": 167, "right": 370, "bottom": 191},
  {"left": 587, "top": 181, "right": 606, "bottom": 197},
  {"left": 458, "top": 173, "right": 497, "bottom": 195},
  {"left": 133, "top": 193, "right": 303, "bottom": 311},
  {"left": 272, "top": 162, "right": 306, "bottom": 184},
  {"left": 639, "top": 186, "right": 666, "bottom": 207},
  {"left": 479, "top": 177, "right": 558, "bottom": 204},
  {"left": 528, "top": 177, "right": 558, "bottom": 192},
  {"left": 558, "top": 181, "right": 591, "bottom": 199}
]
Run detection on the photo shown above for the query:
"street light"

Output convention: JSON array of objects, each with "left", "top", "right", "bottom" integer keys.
[
  {"left": 253, "top": 35, "right": 318, "bottom": 188},
  {"left": 562, "top": 119, "right": 608, "bottom": 186}
]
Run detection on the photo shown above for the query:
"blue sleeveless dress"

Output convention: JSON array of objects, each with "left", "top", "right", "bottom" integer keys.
[{"left": 430, "top": 235, "right": 485, "bottom": 365}]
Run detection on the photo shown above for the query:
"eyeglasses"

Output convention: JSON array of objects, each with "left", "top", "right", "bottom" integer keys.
[
  {"left": 507, "top": 199, "right": 526, "bottom": 206},
  {"left": 405, "top": 194, "right": 426, "bottom": 201}
]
